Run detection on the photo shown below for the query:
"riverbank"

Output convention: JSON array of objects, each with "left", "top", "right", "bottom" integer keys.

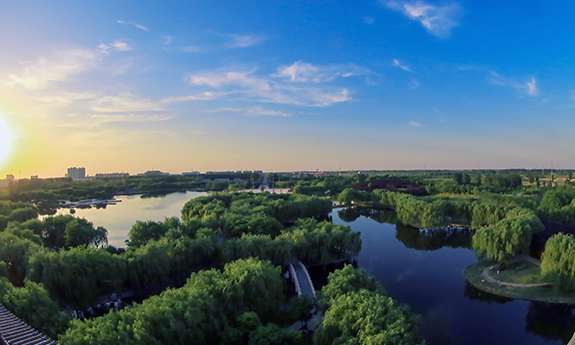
[{"left": 465, "top": 260, "right": 575, "bottom": 304}]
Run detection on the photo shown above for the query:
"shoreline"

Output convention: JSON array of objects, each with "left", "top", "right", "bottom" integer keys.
[{"left": 465, "top": 260, "right": 575, "bottom": 305}]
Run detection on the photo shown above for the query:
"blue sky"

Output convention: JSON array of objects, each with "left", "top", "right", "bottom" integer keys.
[{"left": 0, "top": 0, "right": 573, "bottom": 177}]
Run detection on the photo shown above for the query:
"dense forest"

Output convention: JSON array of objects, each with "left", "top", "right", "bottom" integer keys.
[{"left": 2, "top": 169, "right": 575, "bottom": 343}]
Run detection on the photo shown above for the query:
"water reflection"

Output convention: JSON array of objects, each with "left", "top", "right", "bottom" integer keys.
[
  {"left": 526, "top": 302, "right": 575, "bottom": 343},
  {"left": 396, "top": 224, "right": 474, "bottom": 251},
  {"left": 338, "top": 207, "right": 397, "bottom": 224},
  {"left": 463, "top": 281, "right": 512, "bottom": 304}
]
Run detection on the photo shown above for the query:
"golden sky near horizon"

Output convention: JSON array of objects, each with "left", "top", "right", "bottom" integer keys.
[{"left": 2, "top": 1, "right": 574, "bottom": 178}]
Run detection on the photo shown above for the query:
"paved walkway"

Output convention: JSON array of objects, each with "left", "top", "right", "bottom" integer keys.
[{"left": 481, "top": 255, "right": 553, "bottom": 288}]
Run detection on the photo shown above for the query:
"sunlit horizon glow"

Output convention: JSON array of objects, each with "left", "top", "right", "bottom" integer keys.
[
  {"left": 0, "top": 114, "right": 9, "bottom": 173},
  {"left": 1, "top": 1, "right": 575, "bottom": 178}
]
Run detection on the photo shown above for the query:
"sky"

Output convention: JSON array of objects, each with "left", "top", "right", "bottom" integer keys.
[{"left": 1, "top": 0, "right": 574, "bottom": 178}]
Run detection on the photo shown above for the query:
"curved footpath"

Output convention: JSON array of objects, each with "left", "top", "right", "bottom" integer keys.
[{"left": 480, "top": 255, "right": 554, "bottom": 288}]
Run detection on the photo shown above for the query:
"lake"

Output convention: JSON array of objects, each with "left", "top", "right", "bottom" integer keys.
[
  {"left": 51, "top": 191, "right": 206, "bottom": 247},
  {"left": 55, "top": 192, "right": 573, "bottom": 344}
]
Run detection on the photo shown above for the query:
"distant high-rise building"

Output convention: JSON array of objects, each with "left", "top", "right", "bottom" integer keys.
[{"left": 67, "top": 167, "right": 86, "bottom": 180}]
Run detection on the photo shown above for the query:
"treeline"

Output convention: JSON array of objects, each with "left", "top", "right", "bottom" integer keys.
[
  {"left": 426, "top": 173, "right": 523, "bottom": 194},
  {"left": 0, "top": 200, "right": 39, "bottom": 230},
  {"left": 314, "top": 265, "right": 423, "bottom": 345},
  {"left": 536, "top": 186, "right": 575, "bottom": 225},
  {"left": 59, "top": 258, "right": 304, "bottom": 345},
  {"left": 338, "top": 188, "right": 510, "bottom": 228}
]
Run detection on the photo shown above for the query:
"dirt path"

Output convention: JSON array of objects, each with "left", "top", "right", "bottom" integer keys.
[{"left": 481, "top": 256, "right": 554, "bottom": 288}]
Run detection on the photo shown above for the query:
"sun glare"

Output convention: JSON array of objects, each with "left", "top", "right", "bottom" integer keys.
[{"left": 0, "top": 115, "right": 10, "bottom": 172}]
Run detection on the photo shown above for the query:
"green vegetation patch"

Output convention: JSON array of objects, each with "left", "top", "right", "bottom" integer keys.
[
  {"left": 465, "top": 260, "right": 575, "bottom": 304},
  {"left": 484, "top": 261, "right": 552, "bottom": 285}
]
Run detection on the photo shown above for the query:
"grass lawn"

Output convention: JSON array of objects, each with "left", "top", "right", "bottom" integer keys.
[
  {"left": 485, "top": 261, "right": 553, "bottom": 285},
  {"left": 465, "top": 260, "right": 575, "bottom": 305}
]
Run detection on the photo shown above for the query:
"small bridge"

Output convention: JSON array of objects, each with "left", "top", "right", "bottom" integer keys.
[
  {"left": 288, "top": 260, "right": 323, "bottom": 332},
  {"left": 0, "top": 304, "right": 58, "bottom": 345},
  {"left": 288, "top": 260, "right": 316, "bottom": 302}
]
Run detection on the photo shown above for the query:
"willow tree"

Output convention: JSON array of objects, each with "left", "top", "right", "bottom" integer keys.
[
  {"left": 541, "top": 233, "right": 575, "bottom": 292},
  {"left": 472, "top": 207, "right": 543, "bottom": 265}
]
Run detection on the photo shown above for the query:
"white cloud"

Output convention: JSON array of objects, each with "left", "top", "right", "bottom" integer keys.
[
  {"left": 383, "top": 0, "right": 462, "bottom": 38},
  {"left": 90, "top": 93, "right": 163, "bottom": 113},
  {"left": 35, "top": 92, "right": 97, "bottom": 104},
  {"left": 273, "top": 61, "right": 372, "bottom": 83},
  {"left": 117, "top": 20, "right": 148, "bottom": 31},
  {"left": 160, "top": 92, "right": 222, "bottom": 103},
  {"left": 527, "top": 77, "right": 538, "bottom": 96},
  {"left": 409, "top": 120, "right": 427, "bottom": 127},
  {"left": 392, "top": 59, "right": 411, "bottom": 72},
  {"left": 364, "top": 16, "right": 375, "bottom": 24},
  {"left": 7, "top": 49, "right": 101, "bottom": 89},
  {"left": 188, "top": 68, "right": 353, "bottom": 107},
  {"left": 111, "top": 40, "right": 132, "bottom": 51},
  {"left": 205, "top": 106, "right": 291, "bottom": 117},
  {"left": 56, "top": 113, "right": 176, "bottom": 129},
  {"left": 489, "top": 72, "right": 540, "bottom": 97},
  {"left": 190, "top": 70, "right": 270, "bottom": 90}
]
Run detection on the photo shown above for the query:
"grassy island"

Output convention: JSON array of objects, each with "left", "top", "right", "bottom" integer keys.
[{"left": 465, "top": 260, "right": 575, "bottom": 304}]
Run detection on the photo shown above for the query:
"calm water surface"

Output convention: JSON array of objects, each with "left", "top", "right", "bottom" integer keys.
[
  {"left": 54, "top": 193, "right": 572, "bottom": 344},
  {"left": 51, "top": 191, "right": 205, "bottom": 247},
  {"left": 332, "top": 208, "right": 573, "bottom": 345}
]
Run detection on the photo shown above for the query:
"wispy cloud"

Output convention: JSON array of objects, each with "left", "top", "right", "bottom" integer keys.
[
  {"left": 7, "top": 48, "right": 102, "bottom": 89},
  {"left": 409, "top": 78, "right": 421, "bottom": 89},
  {"left": 206, "top": 31, "right": 266, "bottom": 49},
  {"left": 392, "top": 59, "right": 411, "bottom": 72},
  {"left": 180, "top": 45, "right": 204, "bottom": 53},
  {"left": 208, "top": 106, "right": 291, "bottom": 117},
  {"left": 273, "top": 61, "right": 372, "bottom": 83},
  {"left": 526, "top": 77, "right": 538, "bottom": 96},
  {"left": 117, "top": 20, "right": 148, "bottom": 31},
  {"left": 489, "top": 72, "right": 540, "bottom": 97},
  {"left": 59, "top": 113, "right": 176, "bottom": 128},
  {"left": 409, "top": 120, "right": 427, "bottom": 127},
  {"left": 382, "top": 0, "right": 462, "bottom": 38},
  {"left": 364, "top": 16, "right": 375, "bottom": 24},
  {"left": 229, "top": 34, "right": 266, "bottom": 48},
  {"left": 188, "top": 67, "right": 354, "bottom": 107},
  {"left": 90, "top": 93, "right": 163, "bottom": 113},
  {"left": 35, "top": 92, "right": 97, "bottom": 104},
  {"left": 160, "top": 92, "right": 222, "bottom": 103}
]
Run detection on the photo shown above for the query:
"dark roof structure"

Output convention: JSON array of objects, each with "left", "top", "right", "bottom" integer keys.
[{"left": 0, "top": 304, "right": 57, "bottom": 345}]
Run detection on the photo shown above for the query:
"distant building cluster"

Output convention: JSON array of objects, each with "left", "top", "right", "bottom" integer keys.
[
  {"left": 66, "top": 167, "right": 86, "bottom": 180},
  {"left": 137, "top": 170, "right": 169, "bottom": 177},
  {"left": 200, "top": 178, "right": 246, "bottom": 183},
  {"left": 95, "top": 172, "right": 130, "bottom": 179},
  {"left": 0, "top": 174, "right": 14, "bottom": 188}
]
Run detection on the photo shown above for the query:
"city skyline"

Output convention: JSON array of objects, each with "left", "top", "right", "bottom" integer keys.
[{"left": 1, "top": 1, "right": 575, "bottom": 178}]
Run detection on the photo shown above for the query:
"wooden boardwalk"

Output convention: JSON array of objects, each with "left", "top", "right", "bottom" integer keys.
[{"left": 0, "top": 304, "right": 57, "bottom": 345}]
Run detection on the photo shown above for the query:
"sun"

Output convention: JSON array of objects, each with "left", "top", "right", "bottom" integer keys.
[{"left": 0, "top": 115, "right": 10, "bottom": 172}]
